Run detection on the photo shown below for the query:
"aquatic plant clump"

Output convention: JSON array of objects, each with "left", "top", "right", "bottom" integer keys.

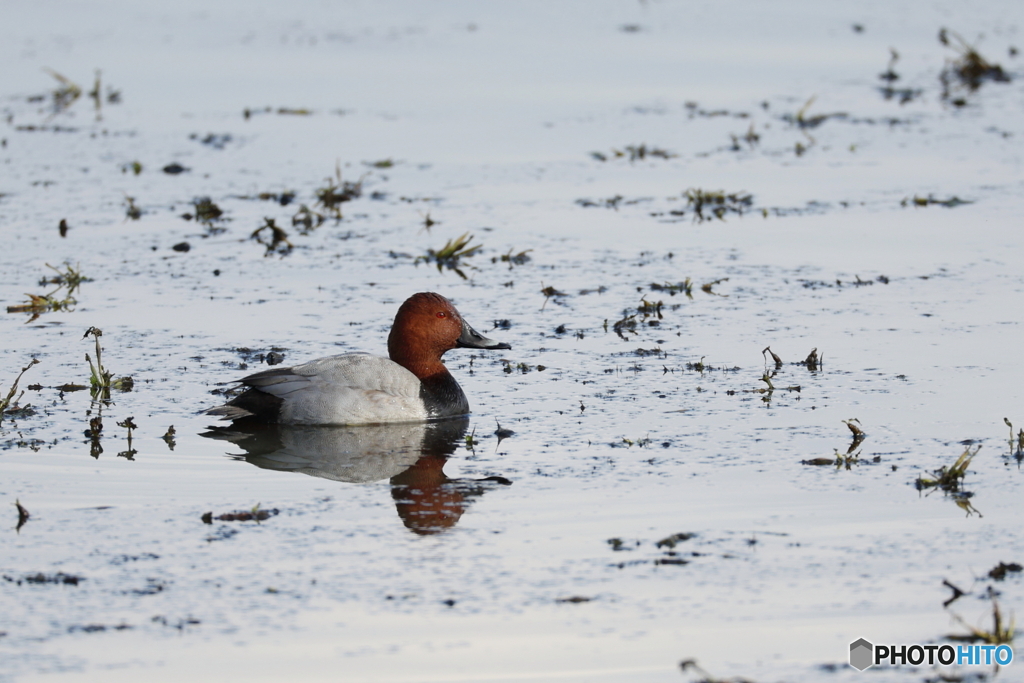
[
  {"left": 415, "top": 232, "right": 483, "bottom": 279},
  {"left": 0, "top": 359, "right": 39, "bottom": 425}
]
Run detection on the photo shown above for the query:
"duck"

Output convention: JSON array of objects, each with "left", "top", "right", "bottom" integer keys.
[{"left": 206, "top": 292, "right": 511, "bottom": 425}]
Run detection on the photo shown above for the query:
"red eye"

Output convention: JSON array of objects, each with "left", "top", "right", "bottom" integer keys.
[{"left": 436, "top": 311, "right": 447, "bottom": 318}]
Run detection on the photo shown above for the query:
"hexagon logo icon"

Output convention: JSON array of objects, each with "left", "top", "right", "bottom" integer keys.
[{"left": 849, "top": 638, "right": 874, "bottom": 671}]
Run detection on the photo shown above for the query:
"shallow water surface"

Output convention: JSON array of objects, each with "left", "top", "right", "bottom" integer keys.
[{"left": 2, "top": 1, "right": 1024, "bottom": 681}]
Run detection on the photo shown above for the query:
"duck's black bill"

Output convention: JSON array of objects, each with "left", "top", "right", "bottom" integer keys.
[{"left": 457, "top": 320, "right": 511, "bottom": 350}]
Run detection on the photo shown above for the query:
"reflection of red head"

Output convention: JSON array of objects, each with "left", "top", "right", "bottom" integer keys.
[{"left": 391, "top": 455, "right": 466, "bottom": 535}]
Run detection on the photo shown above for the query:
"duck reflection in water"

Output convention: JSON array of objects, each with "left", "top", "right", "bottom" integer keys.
[{"left": 201, "top": 416, "right": 510, "bottom": 535}]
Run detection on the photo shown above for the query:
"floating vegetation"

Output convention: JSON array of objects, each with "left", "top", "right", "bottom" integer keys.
[
  {"left": 540, "top": 285, "right": 567, "bottom": 310},
  {"left": 1003, "top": 418, "right": 1024, "bottom": 459},
  {"left": 314, "top": 164, "right": 363, "bottom": 219},
  {"left": 365, "top": 158, "right": 396, "bottom": 168},
  {"left": 1, "top": 359, "right": 39, "bottom": 426},
  {"left": 843, "top": 418, "right": 865, "bottom": 438},
  {"left": 494, "top": 419, "right": 514, "bottom": 444},
  {"left": 116, "top": 416, "right": 138, "bottom": 460},
  {"left": 189, "top": 197, "right": 224, "bottom": 225},
  {"left": 782, "top": 96, "right": 847, "bottom": 130},
  {"left": 15, "top": 499, "right": 30, "bottom": 532},
  {"left": 7, "top": 263, "right": 88, "bottom": 321},
  {"left": 190, "top": 132, "right": 232, "bottom": 150},
  {"left": 501, "top": 360, "right": 545, "bottom": 374},
  {"left": 683, "top": 188, "right": 753, "bottom": 222},
  {"left": 606, "top": 538, "right": 635, "bottom": 552},
  {"left": 701, "top": 278, "right": 729, "bottom": 295},
  {"left": 939, "top": 28, "right": 1010, "bottom": 104},
  {"left": 877, "top": 51, "right": 923, "bottom": 103},
  {"left": 39, "top": 261, "right": 88, "bottom": 293},
  {"left": 201, "top": 504, "right": 279, "bottom": 524},
  {"left": 655, "top": 532, "right": 696, "bottom": 549},
  {"left": 124, "top": 195, "right": 142, "bottom": 220},
  {"left": 947, "top": 599, "right": 1015, "bottom": 645},
  {"left": 750, "top": 372, "right": 801, "bottom": 400},
  {"left": 728, "top": 124, "right": 760, "bottom": 150},
  {"left": 901, "top": 194, "right": 972, "bottom": 208},
  {"left": 85, "top": 414, "right": 103, "bottom": 458},
  {"left": 576, "top": 195, "right": 623, "bottom": 209},
  {"left": 3, "top": 572, "right": 83, "bottom": 586},
  {"left": 251, "top": 218, "right": 293, "bottom": 256},
  {"left": 590, "top": 144, "right": 676, "bottom": 162},
  {"left": 879, "top": 48, "right": 900, "bottom": 83},
  {"left": 650, "top": 280, "right": 693, "bottom": 298},
  {"left": 803, "top": 348, "right": 822, "bottom": 371},
  {"left": 803, "top": 420, "right": 870, "bottom": 468},
  {"left": 464, "top": 427, "right": 479, "bottom": 451},
  {"left": 916, "top": 445, "right": 979, "bottom": 493},
  {"left": 291, "top": 204, "right": 325, "bottom": 233},
  {"left": 684, "top": 101, "right": 750, "bottom": 119},
  {"left": 42, "top": 68, "right": 82, "bottom": 115},
  {"left": 415, "top": 232, "right": 482, "bottom": 279},
  {"left": 989, "top": 561, "right": 1023, "bottom": 581},
  {"left": 258, "top": 191, "right": 296, "bottom": 206},
  {"left": 491, "top": 247, "right": 532, "bottom": 269},
  {"left": 679, "top": 659, "right": 754, "bottom": 683},
  {"left": 162, "top": 425, "right": 177, "bottom": 451},
  {"left": 415, "top": 211, "right": 438, "bottom": 232},
  {"left": 121, "top": 161, "right": 143, "bottom": 175},
  {"left": 637, "top": 297, "right": 663, "bottom": 320},
  {"left": 83, "top": 327, "right": 133, "bottom": 401}
]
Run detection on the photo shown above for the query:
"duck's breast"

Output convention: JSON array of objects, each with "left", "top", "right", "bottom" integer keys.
[{"left": 246, "top": 353, "right": 430, "bottom": 425}]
